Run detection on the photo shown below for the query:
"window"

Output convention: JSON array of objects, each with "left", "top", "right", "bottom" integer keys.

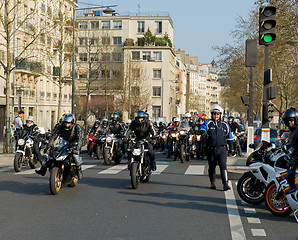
[
  {"left": 91, "top": 21, "right": 99, "bottom": 29},
  {"left": 102, "top": 37, "right": 110, "bottom": 45},
  {"left": 101, "top": 70, "right": 110, "bottom": 78},
  {"left": 90, "top": 53, "right": 99, "bottom": 62},
  {"left": 112, "top": 70, "right": 121, "bottom": 78},
  {"left": 153, "top": 52, "right": 162, "bottom": 61},
  {"left": 131, "top": 86, "right": 140, "bottom": 97},
  {"left": 132, "top": 51, "right": 140, "bottom": 60},
  {"left": 113, "top": 37, "right": 122, "bottom": 45},
  {"left": 101, "top": 53, "right": 110, "bottom": 62},
  {"left": 90, "top": 38, "right": 99, "bottom": 46},
  {"left": 155, "top": 21, "right": 162, "bottom": 33},
  {"left": 138, "top": 21, "right": 145, "bottom": 33},
  {"left": 112, "top": 53, "right": 122, "bottom": 62},
  {"left": 113, "top": 20, "right": 122, "bottom": 29},
  {"left": 153, "top": 87, "right": 161, "bottom": 96},
  {"left": 90, "top": 70, "right": 99, "bottom": 79},
  {"left": 153, "top": 69, "right": 162, "bottom": 79},
  {"left": 142, "top": 51, "right": 151, "bottom": 60},
  {"left": 79, "top": 38, "right": 88, "bottom": 46},
  {"left": 102, "top": 21, "right": 110, "bottom": 29},
  {"left": 132, "top": 68, "right": 140, "bottom": 79},
  {"left": 152, "top": 106, "right": 161, "bottom": 118},
  {"left": 79, "top": 22, "right": 88, "bottom": 29},
  {"left": 79, "top": 53, "right": 87, "bottom": 62}
]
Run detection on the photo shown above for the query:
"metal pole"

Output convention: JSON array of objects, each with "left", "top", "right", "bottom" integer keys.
[
  {"left": 128, "top": 54, "right": 131, "bottom": 119},
  {"left": 161, "top": 78, "right": 164, "bottom": 118},
  {"left": 261, "top": 45, "right": 270, "bottom": 142},
  {"left": 71, "top": 5, "right": 76, "bottom": 114},
  {"left": 247, "top": 67, "right": 254, "bottom": 154}
]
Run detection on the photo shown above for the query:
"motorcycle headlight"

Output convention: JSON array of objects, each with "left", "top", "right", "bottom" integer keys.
[
  {"left": 106, "top": 136, "right": 113, "bottom": 143},
  {"left": 171, "top": 133, "right": 178, "bottom": 138},
  {"left": 18, "top": 139, "right": 25, "bottom": 145},
  {"left": 132, "top": 148, "right": 142, "bottom": 156},
  {"left": 180, "top": 130, "right": 186, "bottom": 135},
  {"left": 196, "top": 135, "right": 201, "bottom": 141}
]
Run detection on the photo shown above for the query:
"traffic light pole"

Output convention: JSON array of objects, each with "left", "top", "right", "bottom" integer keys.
[
  {"left": 261, "top": 45, "right": 270, "bottom": 142},
  {"left": 247, "top": 66, "right": 254, "bottom": 154}
]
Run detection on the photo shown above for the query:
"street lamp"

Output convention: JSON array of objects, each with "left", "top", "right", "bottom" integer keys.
[{"left": 16, "top": 86, "right": 24, "bottom": 111}]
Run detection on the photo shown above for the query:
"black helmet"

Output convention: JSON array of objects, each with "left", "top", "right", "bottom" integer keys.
[
  {"left": 135, "top": 110, "right": 146, "bottom": 120},
  {"left": 227, "top": 116, "right": 234, "bottom": 123},
  {"left": 63, "top": 113, "right": 75, "bottom": 130},
  {"left": 282, "top": 107, "right": 297, "bottom": 125}
]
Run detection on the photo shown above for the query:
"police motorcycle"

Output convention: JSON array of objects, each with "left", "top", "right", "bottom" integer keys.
[
  {"left": 45, "top": 136, "right": 80, "bottom": 195},
  {"left": 14, "top": 127, "right": 45, "bottom": 172},
  {"left": 177, "top": 119, "right": 191, "bottom": 163},
  {"left": 263, "top": 147, "right": 298, "bottom": 220},
  {"left": 237, "top": 141, "right": 289, "bottom": 205},
  {"left": 196, "top": 132, "right": 207, "bottom": 159},
  {"left": 128, "top": 138, "right": 152, "bottom": 189},
  {"left": 103, "top": 133, "right": 123, "bottom": 165}
]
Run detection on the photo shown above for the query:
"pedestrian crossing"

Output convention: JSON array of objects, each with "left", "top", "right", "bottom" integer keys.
[{"left": 0, "top": 164, "right": 208, "bottom": 176}]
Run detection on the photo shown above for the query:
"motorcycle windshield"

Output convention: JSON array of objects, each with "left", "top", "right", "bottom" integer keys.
[
  {"left": 53, "top": 137, "right": 69, "bottom": 152},
  {"left": 180, "top": 119, "right": 190, "bottom": 131},
  {"left": 20, "top": 131, "right": 29, "bottom": 139}
]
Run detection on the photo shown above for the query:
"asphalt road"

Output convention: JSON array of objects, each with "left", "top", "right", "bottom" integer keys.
[{"left": 0, "top": 151, "right": 297, "bottom": 240}]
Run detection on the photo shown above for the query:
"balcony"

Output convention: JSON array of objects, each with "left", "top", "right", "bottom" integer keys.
[{"left": 15, "top": 58, "right": 43, "bottom": 75}]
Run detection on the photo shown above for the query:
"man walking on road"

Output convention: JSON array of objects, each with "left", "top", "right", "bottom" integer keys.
[{"left": 200, "top": 104, "right": 233, "bottom": 191}]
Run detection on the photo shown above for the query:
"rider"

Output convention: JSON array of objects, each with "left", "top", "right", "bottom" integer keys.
[
  {"left": 227, "top": 116, "right": 241, "bottom": 134},
  {"left": 90, "top": 119, "right": 100, "bottom": 135},
  {"left": 125, "top": 110, "right": 157, "bottom": 171},
  {"left": 23, "top": 116, "right": 43, "bottom": 165},
  {"left": 200, "top": 104, "right": 233, "bottom": 191},
  {"left": 282, "top": 107, "right": 298, "bottom": 188},
  {"left": 125, "top": 119, "right": 132, "bottom": 129},
  {"left": 36, "top": 114, "right": 83, "bottom": 179}
]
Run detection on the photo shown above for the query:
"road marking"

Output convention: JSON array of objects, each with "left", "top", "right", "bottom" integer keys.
[
  {"left": 15, "top": 169, "right": 36, "bottom": 175},
  {"left": 247, "top": 217, "right": 261, "bottom": 224},
  {"left": 224, "top": 181, "right": 246, "bottom": 240},
  {"left": 185, "top": 165, "right": 205, "bottom": 175},
  {"left": 251, "top": 229, "right": 266, "bottom": 237},
  {"left": 98, "top": 164, "right": 127, "bottom": 174},
  {"left": 82, "top": 165, "right": 96, "bottom": 170},
  {"left": 0, "top": 167, "right": 13, "bottom": 172},
  {"left": 244, "top": 208, "right": 256, "bottom": 214},
  {"left": 152, "top": 165, "right": 168, "bottom": 174}
]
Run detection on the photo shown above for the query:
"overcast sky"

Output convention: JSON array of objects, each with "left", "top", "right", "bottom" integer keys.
[{"left": 78, "top": 0, "right": 256, "bottom": 64}]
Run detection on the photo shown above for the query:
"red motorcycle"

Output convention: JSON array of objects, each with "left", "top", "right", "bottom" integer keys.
[{"left": 87, "top": 132, "right": 95, "bottom": 156}]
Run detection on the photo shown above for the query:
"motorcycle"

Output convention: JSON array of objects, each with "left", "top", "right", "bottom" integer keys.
[
  {"left": 46, "top": 136, "right": 80, "bottom": 195},
  {"left": 196, "top": 132, "right": 207, "bottom": 159},
  {"left": 87, "top": 132, "right": 95, "bottom": 156},
  {"left": 103, "top": 133, "right": 123, "bottom": 165},
  {"left": 167, "top": 127, "right": 179, "bottom": 159},
  {"left": 14, "top": 130, "right": 40, "bottom": 172},
  {"left": 177, "top": 119, "right": 191, "bottom": 163},
  {"left": 159, "top": 129, "right": 168, "bottom": 153},
  {"left": 94, "top": 133, "right": 106, "bottom": 159},
  {"left": 228, "top": 132, "right": 243, "bottom": 157},
  {"left": 237, "top": 141, "right": 289, "bottom": 205},
  {"left": 128, "top": 138, "right": 152, "bottom": 189}
]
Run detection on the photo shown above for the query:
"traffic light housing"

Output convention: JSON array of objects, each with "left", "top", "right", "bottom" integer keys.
[
  {"left": 267, "top": 102, "right": 274, "bottom": 122},
  {"left": 241, "top": 96, "right": 249, "bottom": 106},
  {"left": 259, "top": 6, "right": 276, "bottom": 45}
]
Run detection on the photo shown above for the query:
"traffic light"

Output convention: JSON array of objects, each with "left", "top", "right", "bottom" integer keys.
[
  {"left": 259, "top": 6, "right": 276, "bottom": 45},
  {"left": 241, "top": 96, "right": 249, "bottom": 106},
  {"left": 267, "top": 102, "right": 274, "bottom": 121}
]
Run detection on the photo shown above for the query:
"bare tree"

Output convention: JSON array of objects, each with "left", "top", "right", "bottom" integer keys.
[{"left": 0, "top": 0, "right": 43, "bottom": 152}]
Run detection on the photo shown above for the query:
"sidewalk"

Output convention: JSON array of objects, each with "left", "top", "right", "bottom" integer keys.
[{"left": 0, "top": 141, "right": 14, "bottom": 167}]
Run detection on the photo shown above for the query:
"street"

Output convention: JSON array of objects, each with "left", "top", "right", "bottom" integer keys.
[{"left": 0, "top": 151, "right": 297, "bottom": 240}]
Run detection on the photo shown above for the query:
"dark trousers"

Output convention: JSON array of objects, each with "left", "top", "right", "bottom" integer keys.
[
  {"left": 33, "top": 142, "right": 42, "bottom": 163},
  {"left": 206, "top": 147, "right": 228, "bottom": 184}
]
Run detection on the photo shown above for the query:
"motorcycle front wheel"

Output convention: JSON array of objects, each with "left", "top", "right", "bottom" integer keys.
[
  {"left": 14, "top": 152, "right": 23, "bottom": 172},
  {"left": 265, "top": 181, "right": 293, "bottom": 217},
  {"left": 103, "top": 148, "right": 111, "bottom": 166},
  {"left": 180, "top": 144, "right": 186, "bottom": 163},
  {"left": 130, "top": 162, "right": 140, "bottom": 189},
  {"left": 49, "top": 167, "right": 63, "bottom": 195},
  {"left": 96, "top": 145, "right": 102, "bottom": 159},
  {"left": 237, "top": 174, "right": 266, "bottom": 205}
]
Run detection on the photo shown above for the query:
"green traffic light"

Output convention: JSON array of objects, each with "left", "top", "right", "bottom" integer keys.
[{"left": 264, "top": 34, "right": 273, "bottom": 43}]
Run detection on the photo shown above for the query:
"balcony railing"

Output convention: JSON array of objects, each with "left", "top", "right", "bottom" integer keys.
[{"left": 15, "top": 58, "right": 43, "bottom": 74}]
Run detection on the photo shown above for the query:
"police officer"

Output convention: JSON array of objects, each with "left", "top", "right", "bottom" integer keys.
[
  {"left": 125, "top": 110, "right": 157, "bottom": 171},
  {"left": 36, "top": 114, "right": 83, "bottom": 179},
  {"left": 13, "top": 110, "right": 24, "bottom": 149},
  {"left": 282, "top": 107, "right": 298, "bottom": 188},
  {"left": 200, "top": 104, "right": 233, "bottom": 191}
]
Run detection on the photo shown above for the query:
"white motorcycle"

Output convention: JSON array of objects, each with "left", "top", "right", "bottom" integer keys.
[{"left": 237, "top": 141, "right": 288, "bottom": 204}]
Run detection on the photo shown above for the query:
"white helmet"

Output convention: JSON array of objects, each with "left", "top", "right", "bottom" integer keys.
[
  {"left": 26, "top": 116, "right": 34, "bottom": 127},
  {"left": 184, "top": 112, "right": 191, "bottom": 118},
  {"left": 173, "top": 117, "right": 180, "bottom": 122},
  {"left": 210, "top": 104, "right": 223, "bottom": 114},
  {"left": 126, "top": 119, "right": 132, "bottom": 124}
]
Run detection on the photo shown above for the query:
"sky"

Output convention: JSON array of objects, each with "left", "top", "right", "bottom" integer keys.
[{"left": 78, "top": 0, "right": 257, "bottom": 64}]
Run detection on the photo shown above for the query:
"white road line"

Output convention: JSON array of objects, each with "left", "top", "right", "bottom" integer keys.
[
  {"left": 15, "top": 169, "right": 36, "bottom": 175},
  {"left": 185, "top": 165, "right": 205, "bottom": 175},
  {"left": 244, "top": 208, "right": 256, "bottom": 214},
  {"left": 0, "top": 167, "right": 13, "bottom": 172},
  {"left": 241, "top": 200, "right": 249, "bottom": 205},
  {"left": 152, "top": 165, "right": 168, "bottom": 174},
  {"left": 247, "top": 217, "right": 261, "bottom": 224},
  {"left": 98, "top": 164, "right": 127, "bottom": 174},
  {"left": 251, "top": 229, "right": 266, "bottom": 237},
  {"left": 224, "top": 181, "right": 246, "bottom": 240},
  {"left": 82, "top": 165, "right": 96, "bottom": 170}
]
